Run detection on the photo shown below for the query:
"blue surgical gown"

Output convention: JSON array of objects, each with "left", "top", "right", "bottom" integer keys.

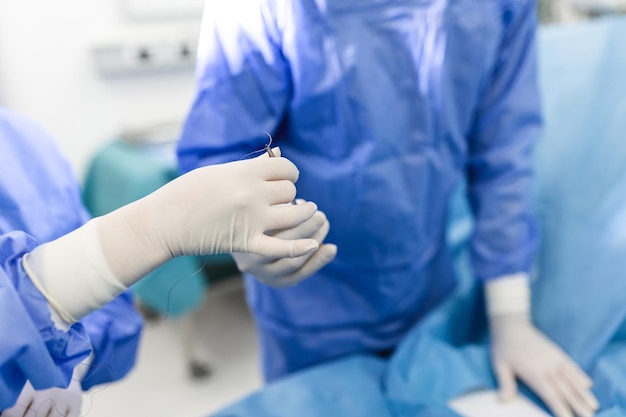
[
  {"left": 179, "top": 0, "right": 540, "bottom": 380},
  {"left": 0, "top": 108, "right": 143, "bottom": 409}
]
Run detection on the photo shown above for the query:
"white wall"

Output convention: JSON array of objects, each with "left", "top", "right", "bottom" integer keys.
[{"left": 0, "top": 0, "right": 203, "bottom": 178}]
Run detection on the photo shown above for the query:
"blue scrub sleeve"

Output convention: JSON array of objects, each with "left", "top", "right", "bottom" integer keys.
[
  {"left": 79, "top": 292, "right": 143, "bottom": 390},
  {"left": 466, "top": 1, "right": 541, "bottom": 281},
  {"left": 0, "top": 108, "right": 143, "bottom": 406},
  {"left": 178, "top": 0, "right": 291, "bottom": 172},
  {"left": 0, "top": 232, "right": 91, "bottom": 409}
]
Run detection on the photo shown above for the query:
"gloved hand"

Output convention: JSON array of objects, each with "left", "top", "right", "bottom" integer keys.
[
  {"left": 486, "top": 274, "right": 599, "bottom": 417},
  {"left": 23, "top": 150, "right": 321, "bottom": 323},
  {"left": 3, "top": 370, "right": 83, "bottom": 417},
  {"left": 232, "top": 203, "right": 337, "bottom": 287},
  {"left": 101, "top": 147, "right": 320, "bottom": 261}
]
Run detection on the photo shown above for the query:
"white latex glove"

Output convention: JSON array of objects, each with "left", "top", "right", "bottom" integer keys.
[
  {"left": 23, "top": 150, "right": 320, "bottom": 323},
  {"left": 2, "top": 380, "right": 81, "bottom": 417},
  {"left": 2, "top": 359, "right": 88, "bottom": 417},
  {"left": 486, "top": 274, "right": 599, "bottom": 417},
  {"left": 232, "top": 203, "right": 337, "bottom": 287}
]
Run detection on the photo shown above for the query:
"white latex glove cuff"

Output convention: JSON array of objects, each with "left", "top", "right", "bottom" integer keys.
[
  {"left": 485, "top": 273, "right": 600, "bottom": 417},
  {"left": 22, "top": 219, "right": 125, "bottom": 324},
  {"left": 485, "top": 273, "right": 530, "bottom": 318}
]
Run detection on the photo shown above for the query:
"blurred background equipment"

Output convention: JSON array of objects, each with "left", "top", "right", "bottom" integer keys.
[
  {"left": 0, "top": 0, "right": 202, "bottom": 178},
  {"left": 539, "top": 0, "right": 626, "bottom": 22},
  {"left": 121, "top": 0, "right": 204, "bottom": 20}
]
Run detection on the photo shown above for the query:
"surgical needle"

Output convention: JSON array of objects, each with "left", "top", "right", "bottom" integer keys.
[{"left": 264, "top": 132, "right": 297, "bottom": 205}]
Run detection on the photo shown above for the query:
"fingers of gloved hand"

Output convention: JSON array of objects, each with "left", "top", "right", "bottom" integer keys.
[
  {"left": 305, "top": 213, "right": 330, "bottom": 243},
  {"left": 31, "top": 388, "right": 82, "bottom": 417},
  {"left": 250, "top": 237, "right": 336, "bottom": 278},
  {"left": 235, "top": 208, "right": 331, "bottom": 272},
  {"left": 562, "top": 361, "right": 593, "bottom": 390},
  {"left": 39, "top": 403, "right": 53, "bottom": 417},
  {"left": 270, "top": 243, "right": 338, "bottom": 287},
  {"left": 1, "top": 402, "right": 28, "bottom": 417},
  {"left": 559, "top": 364, "right": 600, "bottom": 413},
  {"left": 493, "top": 360, "right": 518, "bottom": 402},
  {"left": 573, "top": 382, "right": 600, "bottom": 412},
  {"left": 530, "top": 378, "right": 574, "bottom": 417},
  {"left": 264, "top": 180, "right": 298, "bottom": 205},
  {"left": 551, "top": 354, "right": 598, "bottom": 412},
  {"left": 265, "top": 201, "right": 318, "bottom": 231},
  {"left": 252, "top": 243, "right": 337, "bottom": 287},
  {"left": 4, "top": 366, "right": 86, "bottom": 417},
  {"left": 2, "top": 382, "right": 34, "bottom": 417},
  {"left": 551, "top": 371, "right": 596, "bottom": 417},
  {"left": 3, "top": 400, "right": 52, "bottom": 417},
  {"left": 271, "top": 210, "right": 330, "bottom": 242},
  {"left": 248, "top": 234, "right": 319, "bottom": 258},
  {"left": 254, "top": 151, "right": 300, "bottom": 183},
  {"left": 247, "top": 253, "right": 312, "bottom": 278}
]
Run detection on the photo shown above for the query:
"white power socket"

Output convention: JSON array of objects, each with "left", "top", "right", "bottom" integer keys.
[{"left": 93, "top": 34, "right": 198, "bottom": 77}]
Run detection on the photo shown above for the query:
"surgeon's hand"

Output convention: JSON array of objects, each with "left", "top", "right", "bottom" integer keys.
[
  {"left": 3, "top": 376, "right": 82, "bottom": 417},
  {"left": 24, "top": 150, "right": 321, "bottom": 323},
  {"left": 126, "top": 148, "right": 320, "bottom": 259},
  {"left": 232, "top": 204, "right": 337, "bottom": 287},
  {"left": 486, "top": 275, "right": 599, "bottom": 417}
]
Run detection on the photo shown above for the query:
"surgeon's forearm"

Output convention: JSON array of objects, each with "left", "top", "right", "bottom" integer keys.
[
  {"left": 23, "top": 199, "right": 170, "bottom": 324},
  {"left": 95, "top": 197, "right": 173, "bottom": 281}
]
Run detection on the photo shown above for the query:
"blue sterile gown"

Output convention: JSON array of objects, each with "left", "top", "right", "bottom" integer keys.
[
  {"left": 204, "top": 15, "right": 626, "bottom": 417},
  {"left": 179, "top": 0, "right": 540, "bottom": 380},
  {"left": 0, "top": 108, "right": 143, "bottom": 409}
]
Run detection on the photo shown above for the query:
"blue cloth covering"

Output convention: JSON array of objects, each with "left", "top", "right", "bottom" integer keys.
[
  {"left": 207, "top": 15, "right": 626, "bottom": 417},
  {"left": 0, "top": 109, "right": 143, "bottom": 409},
  {"left": 179, "top": 0, "right": 541, "bottom": 380}
]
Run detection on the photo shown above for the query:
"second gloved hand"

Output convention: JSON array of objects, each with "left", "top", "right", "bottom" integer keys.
[
  {"left": 487, "top": 275, "right": 599, "bottom": 417},
  {"left": 2, "top": 367, "right": 83, "bottom": 417},
  {"left": 232, "top": 203, "right": 337, "bottom": 287}
]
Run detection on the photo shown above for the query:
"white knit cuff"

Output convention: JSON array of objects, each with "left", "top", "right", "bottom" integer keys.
[
  {"left": 484, "top": 273, "right": 531, "bottom": 317},
  {"left": 22, "top": 219, "right": 126, "bottom": 323}
]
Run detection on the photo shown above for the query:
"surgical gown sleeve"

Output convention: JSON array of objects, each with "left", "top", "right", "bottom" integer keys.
[
  {"left": 0, "top": 107, "right": 143, "bottom": 406},
  {"left": 78, "top": 292, "right": 143, "bottom": 389},
  {"left": 178, "top": 0, "right": 290, "bottom": 172},
  {"left": 0, "top": 231, "right": 91, "bottom": 409},
  {"left": 466, "top": 1, "right": 541, "bottom": 281}
]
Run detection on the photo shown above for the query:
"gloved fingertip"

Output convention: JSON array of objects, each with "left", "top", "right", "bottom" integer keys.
[
  {"left": 580, "top": 408, "right": 595, "bottom": 417},
  {"left": 574, "top": 373, "right": 593, "bottom": 390},
  {"left": 499, "top": 388, "right": 516, "bottom": 402},
  {"left": 558, "top": 408, "right": 575, "bottom": 417},
  {"left": 497, "top": 377, "right": 517, "bottom": 402},
  {"left": 317, "top": 244, "right": 337, "bottom": 263},
  {"left": 493, "top": 362, "right": 517, "bottom": 402},
  {"left": 302, "top": 240, "right": 320, "bottom": 255},
  {"left": 587, "top": 393, "right": 600, "bottom": 411},
  {"left": 324, "top": 243, "right": 338, "bottom": 257}
]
